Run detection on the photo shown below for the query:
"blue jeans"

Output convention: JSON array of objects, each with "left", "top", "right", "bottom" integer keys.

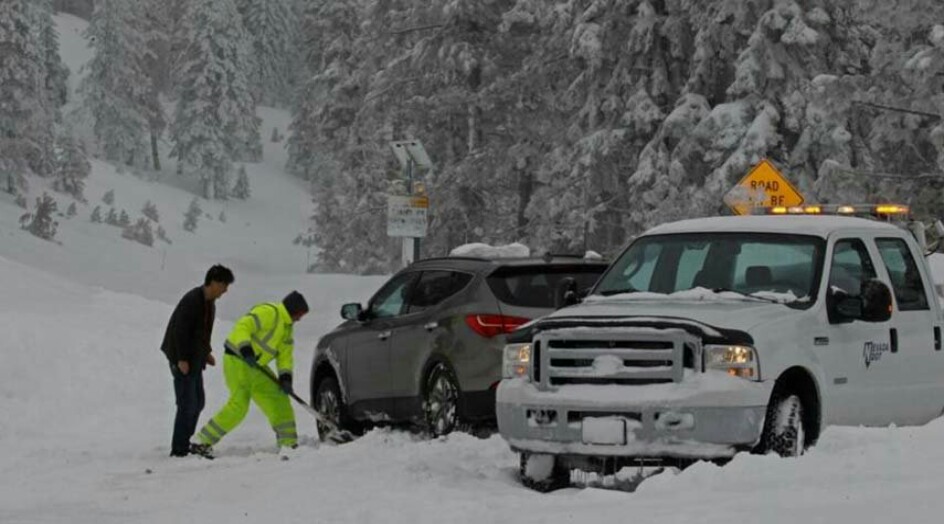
[{"left": 170, "top": 360, "right": 205, "bottom": 454}]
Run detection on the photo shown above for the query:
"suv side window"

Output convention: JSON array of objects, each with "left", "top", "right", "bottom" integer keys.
[
  {"left": 876, "top": 238, "right": 929, "bottom": 311},
  {"left": 370, "top": 272, "right": 418, "bottom": 319},
  {"left": 828, "top": 239, "right": 876, "bottom": 297},
  {"left": 408, "top": 271, "right": 473, "bottom": 313}
]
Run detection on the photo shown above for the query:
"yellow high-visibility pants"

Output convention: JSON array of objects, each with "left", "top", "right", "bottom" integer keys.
[{"left": 197, "top": 353, "right": 297, "bottom": 448}]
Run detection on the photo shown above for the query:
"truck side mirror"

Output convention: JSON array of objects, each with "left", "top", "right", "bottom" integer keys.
[
  {"left": 554, "top": 277, "right": 580, "bottom": 309},
  {"left": 341, "top": 303, "right": 365, "bottom": 321},
  {"left": 860, "top": 279, "right": 893, "bottom": 323}
]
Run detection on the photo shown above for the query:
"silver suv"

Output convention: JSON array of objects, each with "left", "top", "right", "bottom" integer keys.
[{"left": 310, "top": 255, "right": 608, "bottom": 439}]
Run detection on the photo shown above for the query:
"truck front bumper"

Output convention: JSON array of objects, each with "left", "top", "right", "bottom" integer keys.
[{"left": 496, "top": 375, "right": 770, "bottom": 459}]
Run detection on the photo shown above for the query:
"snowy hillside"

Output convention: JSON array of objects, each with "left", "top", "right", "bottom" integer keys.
[{"left": 3, "top": 253, "right": 944, "bottom": 523}]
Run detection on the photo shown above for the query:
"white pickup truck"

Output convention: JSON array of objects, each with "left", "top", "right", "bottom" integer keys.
[{"left": 497, "top": 214, "right": 944, "bottom": 490}]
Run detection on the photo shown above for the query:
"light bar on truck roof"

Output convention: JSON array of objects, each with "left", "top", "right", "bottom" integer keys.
[{"left": 755, "top": 204, "right": 911, "bottom": 219}]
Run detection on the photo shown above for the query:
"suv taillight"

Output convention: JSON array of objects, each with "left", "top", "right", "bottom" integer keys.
[{"left": 464, "top": 314, "right": 530, "bottom": 338}]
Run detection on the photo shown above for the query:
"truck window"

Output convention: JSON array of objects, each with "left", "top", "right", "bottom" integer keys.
[
  {"left": 875, "top": 238, "right": 929, "bottom": 311},
  {"left": 595, "top": 233, "right": 825, "bottom": 304},
  {"left": 828, "top": 239, "right": 876, "bottom": 297}
]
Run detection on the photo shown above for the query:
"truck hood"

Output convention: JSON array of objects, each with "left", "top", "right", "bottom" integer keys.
[{"left": 549, "top": 298, "right": 798, "bottom": 333}]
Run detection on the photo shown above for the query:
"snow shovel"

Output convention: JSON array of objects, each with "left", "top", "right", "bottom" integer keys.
[{"left": 239, "top": 355, "right": 355, "bottom": 444}]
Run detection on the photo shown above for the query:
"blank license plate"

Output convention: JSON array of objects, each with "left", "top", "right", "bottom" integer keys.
[{"left": 581, "top": 417, "right": 627, "bottom": 445}]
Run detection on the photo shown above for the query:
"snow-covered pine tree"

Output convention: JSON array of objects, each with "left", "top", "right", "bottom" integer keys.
[
  {"left": 171, "top": 0, "right": 260, "bottom": 199},
  {"left": 81, "top": 0, "right": 153, "bottom": 167},
  {"left": 103, "top": 189, "right": 114, "bottom": 205},
  {"left": 122, "top": 217, "right": 154, "bottom": 246},
  {"left": 38, "top": 0, "right": 68, "bottom": 108},
  {"left": 156, "top": 224, "right": 171, "bottom": 244},
  {"left": 0, "top": 0, "right": 57, "bottom": 181},
  {"left": 106, "top": 207, "right": 118, "bottom": 225},
  {"left": 232, "top": 165, "right": 250, "bottom": 199},
  {"left": 142, "top": 200, "right": 160, "bottom": 222},
  {"left": 241, "top": 0, "right": 297, "bottom": 107},
  {"left": 91, "top": 205, "right": 102, "bottom": 223},
  {"left": 21, "top": 192, "right": 58, "bottom": 240},
  {"left": 53, "top": 132, "right": 91, "bottom": 200},
  {"left": 118, "top": 209, "right": 131, "bottom": 227},
  {"left": 183, "top": 197, "right": 201, "bottom": 232},
  {"left": 66, "top": 202, "right": 77, "bottom": 218}
]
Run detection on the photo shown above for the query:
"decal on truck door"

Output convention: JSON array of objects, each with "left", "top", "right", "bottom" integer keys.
[{"left": 863, "top": 341, "right": 889, "bottom": 368}]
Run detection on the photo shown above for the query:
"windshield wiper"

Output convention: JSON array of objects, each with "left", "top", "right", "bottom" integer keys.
[{"left": 709, "top": 288, "right": 784, "bottom": 304}]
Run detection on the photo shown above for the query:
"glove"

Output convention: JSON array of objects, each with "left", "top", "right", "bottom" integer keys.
[
  {"left": 239, "top": 345, "right": 256, "bottom": 362},
  {"left": 279, "top": 373, "right": 294, "bottom": 395}
]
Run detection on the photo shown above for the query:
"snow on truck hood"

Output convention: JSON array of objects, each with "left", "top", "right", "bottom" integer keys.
[{"left": 545, "top": 290, "right": 806, "bottom": 334}]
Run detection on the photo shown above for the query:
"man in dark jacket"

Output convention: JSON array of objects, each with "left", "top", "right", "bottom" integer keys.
[{"left": 162, "top": 265, "right": 234, "bottom": 457}]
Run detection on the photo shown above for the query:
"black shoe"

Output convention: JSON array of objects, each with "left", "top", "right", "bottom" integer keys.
[
  {"left": 169, "top": 449, "right": 189, "bottom": 457},
  {"left": 189, "top": 442, "right": 215, "bottom": 460}
]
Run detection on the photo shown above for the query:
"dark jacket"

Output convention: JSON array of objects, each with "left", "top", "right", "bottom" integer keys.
[{"left": 161, "top": 286, "right": 215, "bottom": 364}]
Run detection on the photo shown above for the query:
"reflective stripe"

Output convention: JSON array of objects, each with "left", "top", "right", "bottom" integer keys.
[
  {"left": 200, "top": 427, "right": 221, "bottom": 444},
  {"left": 209, "top": 420, "right": 227, "bottom": 437},
  {"left": 252, "top": 335, "right": 278, "bottom": 357},
  {"left": 249, "top": 313, "right": 262, "bottom": 331},
  {"left": 273, "top": 422, "right": 296, "bottom": 431}
]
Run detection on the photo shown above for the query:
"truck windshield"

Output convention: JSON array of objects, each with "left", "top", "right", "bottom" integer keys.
[{"left": 594, "top": 233, "right": 826, "bottom": 305}]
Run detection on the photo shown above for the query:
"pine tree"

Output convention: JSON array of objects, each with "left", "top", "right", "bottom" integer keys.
[
  {"left": 39, "top": 0, "right": 68, "bottom": 108},
  {"left": 183, "top": 197, "right": 201, "bottom": 232},
  {"left": 81, "top": 0, "right": 153, "bottom": 167},
  {"left": 156, "top": 224, "right": 171, "bottom": 244},
  {"left": 142, "top": 200, "right": 160, "bottom": 222},
  {"left": 91, "top": 205, "right": 102, "bottom": 223},
  {"left": 106, "top": 207, "right": 118, "bottom": 226},
  {"left": 66, "top": 202, "right": 77, "bottom": 218},
  {"left": 122, "top": 217, "right": 154, "bottom": 246},
  {"left": 53, "top": 132, "right": 91, "bottom": 200},
  {"left": 118, "top": 209, "right": 131, "bottom": 227},
  {"left": 171, "top": 0, "right": 260, "bottom": 199},
  {"left": 0, "top": 0, "right": 58, "bottom": 179},
  {"left": 242, "top": 0, "right": 298, "bottom": 107},
  {"left": 103, "top": 189, "right": 115, "bottom": 205},
  {"left": 20, "top": 192, "right": 58, "bottom": 241},
  {"left": 232, "top": 165, "right": 250, "bottom": 199}
]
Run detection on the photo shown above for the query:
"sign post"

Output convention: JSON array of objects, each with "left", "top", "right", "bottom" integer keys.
[
  {"left": 389, "top": 140, "right": 432, "bottom": 266},
  {"left": 723, "top": 159, "right": 805, "bottom": 215}
]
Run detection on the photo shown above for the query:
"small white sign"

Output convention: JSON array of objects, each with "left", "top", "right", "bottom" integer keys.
[{"left": 387, "top": 195, "right": 429, "bottom": 238}]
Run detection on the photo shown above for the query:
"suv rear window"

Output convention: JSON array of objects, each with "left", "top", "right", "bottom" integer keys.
[{"left": 487, "top": 265, "right": 605, "bottom": 308}]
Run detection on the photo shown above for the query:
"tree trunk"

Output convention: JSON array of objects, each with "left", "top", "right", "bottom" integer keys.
[{"left": 151, "top": 130, "right": 161, "bottom": 171}]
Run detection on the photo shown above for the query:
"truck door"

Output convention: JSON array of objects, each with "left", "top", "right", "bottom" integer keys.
[
  {"left": 873, "top": 236, "right": 942, "bottom": 424},
  {"left": 821, "top": 238, "right": 892, "bottom": 425}
]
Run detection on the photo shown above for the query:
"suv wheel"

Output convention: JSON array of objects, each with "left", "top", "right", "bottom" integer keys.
[
  {"left": 423, "top": 362, "right": 459, "bottom": 437},
  {"left": 519, "top": 452, "right": 569, "bottom": 492},
  {"left": 758, "top": 390, "right": 806, "bottom": 457},
  {"left": 314, "top": 376, "right": 346, "bottom": 442}
]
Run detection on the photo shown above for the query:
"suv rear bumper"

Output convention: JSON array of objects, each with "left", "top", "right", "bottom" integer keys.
[{"left": 496, "top": 377, "right": 770, "bottom": 459}]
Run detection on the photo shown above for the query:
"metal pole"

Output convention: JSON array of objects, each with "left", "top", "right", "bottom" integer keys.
[{"left": 409, "top": 157, "right": 421, "bottom": 262}]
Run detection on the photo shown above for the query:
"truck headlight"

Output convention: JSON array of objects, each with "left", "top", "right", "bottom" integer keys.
[
  {"left": 704, "top": 345, "right": 759, "bottom": 380},
  {"left": 503, "top": 343, "right": 532, "bottom": 379}
]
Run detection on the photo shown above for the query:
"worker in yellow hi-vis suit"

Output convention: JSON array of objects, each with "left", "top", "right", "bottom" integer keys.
[{"left": 191, "top": 291, "right": 309, "bottom": 458}]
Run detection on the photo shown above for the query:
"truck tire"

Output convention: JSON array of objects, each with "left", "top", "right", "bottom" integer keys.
[
  {"left": 519, "top": 452, "right": 569, "bottom": 492},
  {"left": 758, "top": 391, "right": 806, "bottom": 457}
]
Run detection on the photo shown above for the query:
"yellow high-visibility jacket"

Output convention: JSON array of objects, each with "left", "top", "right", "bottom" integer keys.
[{"left": 225, "top": 302, "right": 295, "bottom": 377}]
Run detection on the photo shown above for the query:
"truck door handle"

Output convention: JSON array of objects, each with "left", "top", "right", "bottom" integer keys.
[
  {"left": 935, "top": 326, "right": 941, "bottom": 351},
  {"left": 890, "top": 328, "right": 898, "bottom": 354},
  {"left": 424, "top": 322, "right": 438, "bottom": 332},
  {"left": 378, "top": 330, "right": 391, "bottom": 341}
]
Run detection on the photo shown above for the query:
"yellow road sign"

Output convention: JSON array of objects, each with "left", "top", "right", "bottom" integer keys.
[{"left": 723, "top": 159, "right": 804, "bottom": 215}]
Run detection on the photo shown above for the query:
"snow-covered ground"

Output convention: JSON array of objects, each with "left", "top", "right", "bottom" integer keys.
[{"left": 3, "top": 253, "right": 944, "bottom": 523}]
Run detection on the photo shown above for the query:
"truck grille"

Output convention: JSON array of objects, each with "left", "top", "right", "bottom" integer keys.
[{"left": 534, "top": 328, "right": 698, "bottom": 387}]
